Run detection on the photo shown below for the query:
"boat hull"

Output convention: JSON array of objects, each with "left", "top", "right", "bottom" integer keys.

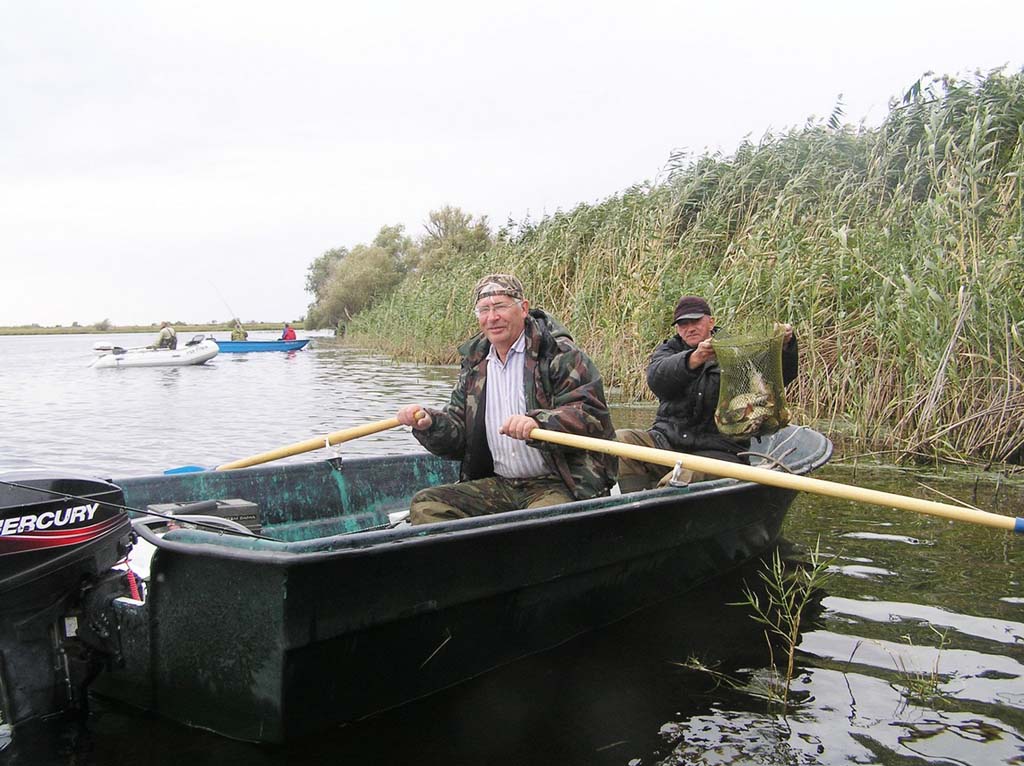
[
  {"left": 92, "top": 426, "right": 832, "bottom": 742},
  {"left": 214, "top": 339, "right": 310, "bottom": 352},
  {"left": 90, "top": 339, "right": 219, "bottom": 368}
]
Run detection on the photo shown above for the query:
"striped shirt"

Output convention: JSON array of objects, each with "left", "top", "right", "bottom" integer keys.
[{"left": 484, "top": 332, "right": 550, "bottom": 478}]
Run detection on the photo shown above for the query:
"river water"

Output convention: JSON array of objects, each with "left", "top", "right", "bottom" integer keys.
[{"left": 1, "top": 333, "right": 1022, "bottom": 765}]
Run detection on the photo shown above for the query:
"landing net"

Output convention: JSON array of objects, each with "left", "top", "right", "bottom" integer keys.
[{"left": 711, "top": 325, "right": 791, "bottom": 439}]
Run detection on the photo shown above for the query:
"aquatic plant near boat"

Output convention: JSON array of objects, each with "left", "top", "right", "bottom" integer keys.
[
  {"left": 740, "top": 539, "right": 834, "bottom": 707},
  {"left": 888, "top": 624, "right": 956, "bottom": 710},
  {"left": 677, "top": 541, "right": 833, "bottom": 709}
]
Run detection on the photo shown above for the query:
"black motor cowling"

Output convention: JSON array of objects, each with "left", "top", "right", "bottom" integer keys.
[{"left": 0, "top": 473, "right": 134, "bottom": 728}]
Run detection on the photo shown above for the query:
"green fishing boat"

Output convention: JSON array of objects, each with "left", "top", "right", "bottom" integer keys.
[{"left": 0, "top": 425, "right": 832, "bottom": 743}]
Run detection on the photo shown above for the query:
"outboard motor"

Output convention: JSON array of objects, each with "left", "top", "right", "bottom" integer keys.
[{"left": 0, "top": 473, "right": 134, "bottom": 728}]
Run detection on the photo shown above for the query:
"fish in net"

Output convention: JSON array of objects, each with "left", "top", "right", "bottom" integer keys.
[{"left": 711, "top": 325, "right": 791, "bottom": 438}]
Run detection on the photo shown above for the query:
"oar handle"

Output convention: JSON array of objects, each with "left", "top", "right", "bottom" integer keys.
[
  {"left": 528, "top": 429, "right": 1023, "bottom": 534},
  {"left": 216, "top": 417, "right": 402, "bottom": 471}
]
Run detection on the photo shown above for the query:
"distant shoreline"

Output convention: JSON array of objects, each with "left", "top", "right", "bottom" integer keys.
[{"left": 0, "top": 322, "right": 306, "bottom": 336}]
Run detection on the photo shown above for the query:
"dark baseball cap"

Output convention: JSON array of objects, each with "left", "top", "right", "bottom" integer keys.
[{"left": 673, "top": 295, "right": 712, "bottom": 323}]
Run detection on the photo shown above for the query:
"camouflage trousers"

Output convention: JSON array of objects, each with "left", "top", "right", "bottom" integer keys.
[
  {"left": 614, "top": 428, "right": 746, "bottom": 494},
  {"left": 409, "top": 475, "right": 574, "bottom": 525}
]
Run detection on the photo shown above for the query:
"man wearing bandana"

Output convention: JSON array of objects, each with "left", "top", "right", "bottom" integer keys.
[{"left": 397, "top": 274, "right": 616, "bottom": 524}]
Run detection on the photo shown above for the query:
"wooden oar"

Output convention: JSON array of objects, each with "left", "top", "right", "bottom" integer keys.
[
  {"left": 528, "top": 429, "right": 1024, "bottom": 534},
  {"left": 215, "top": 417, "right": 402, "bottom": 471}
]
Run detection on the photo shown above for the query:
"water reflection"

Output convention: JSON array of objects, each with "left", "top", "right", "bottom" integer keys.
[
  {"left": 829, "top": 563, "right": 897, "bottom": 579},
  {"left": 647, "top": 472, "right": 1024, "bottom": 765},
  {"left": 658, "top": 667, "right": 1024, "bottom": 764},
  {"left": 840, "top": 531, "right": 929, "bottom": 545},
  {"left": 157, "top": 367, "right": 181, "bottom": 387},
  {"left": 823, "top": 597, "right": 1024, "bottom": 645}
]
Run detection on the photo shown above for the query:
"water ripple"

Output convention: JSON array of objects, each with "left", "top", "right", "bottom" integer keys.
[
  {"left": 828, "top": 564, "right": 897, "bottom": 580},
  {"left": 659, "top": 668, "right": 1024, "bottom": 764},
  {"left": 839, "top": 531, "right": 930, "bottom": 545},
  {"left": 823, "top": 596, "right": 1024, "bottom": 645}
]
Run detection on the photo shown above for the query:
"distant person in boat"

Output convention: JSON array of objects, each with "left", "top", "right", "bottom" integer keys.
[
  {"left": 614, "top": 295, "right": 797, "bottom": 492},
  {"left": 149, "top": 321, "right": 177, "bottom": 350},
  {"left": 396, "top": 273, "right": 616, "bottom": 524},
  {"left": 231, "top": 320, "right": 248, "bottom": 341},
  {"left": 280, "top": 323, "right": 297, "bottom": 341}
]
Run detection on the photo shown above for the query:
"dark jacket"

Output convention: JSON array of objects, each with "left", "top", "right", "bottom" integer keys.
[
  {"left": 413, "top": 308, "right": 616, "bottom": 499},
  {"left": 646, "top": 330, "right": 798, "bottom": 455}
]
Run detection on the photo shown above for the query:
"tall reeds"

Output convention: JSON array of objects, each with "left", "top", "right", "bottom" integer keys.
[{"left": 345, "top": 68, "right": 1024, "bottom": 466}]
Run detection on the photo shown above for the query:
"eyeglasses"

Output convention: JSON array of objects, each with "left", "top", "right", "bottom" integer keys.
[{"left": 473, "top": 301, "right": 521, "bottom": 318}]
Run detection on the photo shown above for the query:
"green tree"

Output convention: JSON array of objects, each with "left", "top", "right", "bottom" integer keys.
[
  {"left": 304, "top": 210, "right": 492, "bottom": 330},
  {"left": 305, "top": 247, "right": 348, "bottom": 329},
  {"left": 306, "top": 225, "right": 419, "bottom": 329},
  {"left": 301, "top": 218, "right": 481, "bottom": 331},
  {"left": 373, "top": 224, "right": 415, "bottom": 269},
  {"left": 318, "top": 243, "right": 404, "bottom": 325},
  {"left": 305, "top": 247, "right": 348, "bottom": 302},
  {"left": 416, "top": 206, "right": 492, "bottom": 273}
]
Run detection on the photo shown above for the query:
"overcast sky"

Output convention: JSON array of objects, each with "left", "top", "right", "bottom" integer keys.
[{"left": 3, "top": 1, "right": 1022, "bottom": 327}]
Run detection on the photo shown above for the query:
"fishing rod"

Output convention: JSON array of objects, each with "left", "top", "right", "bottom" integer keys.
[{"left": 210, "top": 281, "right": 241, "bottom": 325}]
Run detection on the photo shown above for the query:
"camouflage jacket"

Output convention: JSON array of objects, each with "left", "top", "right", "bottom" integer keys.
[{"left": 413, "top": 308, "right": 616, "bottom": 499}]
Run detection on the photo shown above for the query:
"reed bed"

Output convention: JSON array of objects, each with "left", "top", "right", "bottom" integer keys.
[{"left": 342, "top": 69, "right": 1024, "bottom": 467}]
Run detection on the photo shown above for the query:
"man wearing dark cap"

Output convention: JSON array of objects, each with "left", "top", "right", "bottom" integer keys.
[
  {"left": 615, "top": 295, "right": 797, "bottom": 492},
  {"left": 396, "top": 274, "right": 616, "bottom": 524}
]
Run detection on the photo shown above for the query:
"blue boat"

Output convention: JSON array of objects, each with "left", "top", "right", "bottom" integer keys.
[{"left": 214, "top": 338, "right": 310, "bottom": 353}]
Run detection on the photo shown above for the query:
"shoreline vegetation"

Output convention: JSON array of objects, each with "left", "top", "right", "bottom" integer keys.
[
  {"left": 0, "top": 321, "right": 304, "bottom": 336},
  {"left": 303, "top": 69, "right": 1024, "bottom": 471}
]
